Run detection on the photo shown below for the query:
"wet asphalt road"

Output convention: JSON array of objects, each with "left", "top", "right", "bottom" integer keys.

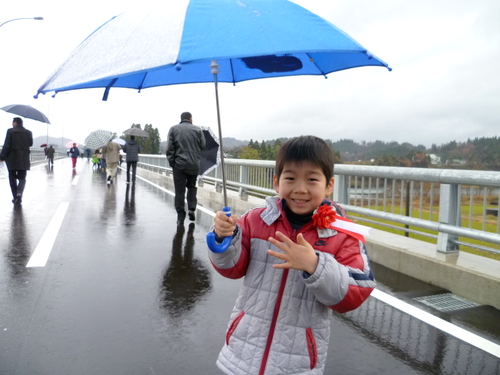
[{"left": 0, "top": 158, "right": 499, "bottom": 375}]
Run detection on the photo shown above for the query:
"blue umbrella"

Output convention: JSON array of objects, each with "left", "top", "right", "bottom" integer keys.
[
  {"left": 36, "top": 1, "right": 389, "bottom": 96},
  {"left": 35, "top": 0, "right": 390, "bottom": 251}
]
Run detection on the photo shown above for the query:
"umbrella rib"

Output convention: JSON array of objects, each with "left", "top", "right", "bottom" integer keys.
[
  {"left": 137, "top": 72, "right": 148, "bottom": 93},
  {"left": 229, "top": 59, "right": 236, "bottom": 86},
  {"left": 102, "top": 78, "right": 118, "bottom": 101},
  {"left": 305, "top": 53, "right": 327, "bottom": 78}
]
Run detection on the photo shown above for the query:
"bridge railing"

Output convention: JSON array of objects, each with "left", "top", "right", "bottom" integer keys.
[
  {"left": 137, "top": 154, "right": 500, "bottom": 254},
  {"left": 0, "top": 146, "right": 64, "bottom": 163}
]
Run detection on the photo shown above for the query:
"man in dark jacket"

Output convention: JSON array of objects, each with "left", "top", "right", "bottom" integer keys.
[
  {"left": 166, "top": 112, "right": 206, "bottom": 225},
  {"left": 122, "top": 135, "right": 141, "bottom": 184},
  {"left": 0, "top": 117, "right": 33, "bottom": 204},
  {"left": 46, "top": 145, "right": 55, "bottom": 166}
]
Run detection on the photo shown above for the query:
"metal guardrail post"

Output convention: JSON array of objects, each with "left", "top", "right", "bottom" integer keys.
[
  {"left": 239, "top": 165, "right": 248, "bottom": 198},
  {"left": 334, "top": 174, "right": 349, "bottom": 205},
  {"left": 215, "top": 181, "right": 223, "bottom": 193},
  {"left": 437, "top": 183, "right": 460, "bottom": 252}
]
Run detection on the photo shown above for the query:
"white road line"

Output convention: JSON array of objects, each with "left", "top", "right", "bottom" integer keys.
[
  {"left": 26, "top": 202, "right": 70, "bottom": 268},
  {"left": 72, "top": 176, "right": 80, "bottom": 185},
  {"left": 371, "top": 289, "right": 500, "bottom": 358}
]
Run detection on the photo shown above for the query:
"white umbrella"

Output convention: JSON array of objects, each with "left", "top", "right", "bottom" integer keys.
[{"left": 112, "top": 137, "right": 126, "bottom": 145}]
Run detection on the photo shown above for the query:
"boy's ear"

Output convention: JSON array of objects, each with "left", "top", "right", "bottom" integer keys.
[
  {"left": 325, "top": 177, "right": 334, "bottom": 196},
  {"left": 273, "top": 174, "right": 279, "bottom": 193}
]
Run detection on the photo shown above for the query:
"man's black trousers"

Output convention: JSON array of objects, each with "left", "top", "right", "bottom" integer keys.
[{"left": 172, "top": 168, "right": 198, "bottom": 215}]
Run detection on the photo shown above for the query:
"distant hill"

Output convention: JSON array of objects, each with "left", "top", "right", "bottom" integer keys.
[{"left": 221, "top": 137, "right": 248, "bottom": 148}]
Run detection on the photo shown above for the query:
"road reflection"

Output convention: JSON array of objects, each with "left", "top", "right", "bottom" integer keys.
[
  {"left": 100, "top": 183, "right": 117, "bottom": 223},
  {"left": 5, "top": 206, "right": 31, "bottom": 279},
  {"left": 160, "top": 223, "right": 212, "bottom": 318},
  {"left": 124, "top": 184, "right": 136, "bottom": 222},
  {"left": 122, "top": 185, "right": 136, "bottom": 239}
]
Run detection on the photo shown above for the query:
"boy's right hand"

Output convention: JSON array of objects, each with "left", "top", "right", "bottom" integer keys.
[{"left": 213, "top": 211, "right": 238, "bottom": 238}]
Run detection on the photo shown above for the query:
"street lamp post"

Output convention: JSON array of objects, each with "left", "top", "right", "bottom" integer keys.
[{"left": 0, "top": 17, "right": 43, "bottom": 28}]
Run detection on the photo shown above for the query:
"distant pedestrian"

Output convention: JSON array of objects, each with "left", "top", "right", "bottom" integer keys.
[
  {"left": 102, "top": 139, "right": 121, "bottom": 185},
  {"left": 122, "top": 135, "right": 141, "bottom": 184},
  {"left": 86, "top": 148, "right": 91, "bottom": 161},
  {"left": 69, "top": 143, "right": 80, "bottom": 169},
  {"left": 166, "top": 112, "right": 205, "bottom": 225},
  {"left": 46, "top": 145, "right": 55, "bottom": 166},
  {"left": 0, "top": 117, "right": 33, "bottom": 204}
]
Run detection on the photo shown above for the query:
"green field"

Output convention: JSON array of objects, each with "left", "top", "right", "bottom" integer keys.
[{"left": 349, "top": 203, "right": 500, "bottom": 261}]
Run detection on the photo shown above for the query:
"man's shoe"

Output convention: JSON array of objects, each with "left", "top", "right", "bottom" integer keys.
[
  {"left": 107, "top": 175, "right": 111, "bottom": 181},
  {"left": 188, "top": 210, "right": 195, "bottom": 221},
  {"left": 15, "top": 195, "right": 22, "bottom": 204}
]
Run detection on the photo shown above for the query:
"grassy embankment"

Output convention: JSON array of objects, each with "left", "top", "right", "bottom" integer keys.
[{"left": 349, "top": 201, "right": 500, "bottom": 261}]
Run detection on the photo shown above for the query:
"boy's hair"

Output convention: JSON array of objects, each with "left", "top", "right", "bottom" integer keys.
[
  {"left": 13, "top": 117, "right": 23, "bottom": 126},
  {"left": 275, "top": 135, "right": 334, "bottom": 183}
]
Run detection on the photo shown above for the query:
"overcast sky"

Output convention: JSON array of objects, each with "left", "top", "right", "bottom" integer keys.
[{"left": 1, "top": 0, "right": 499, "bottom": 149}]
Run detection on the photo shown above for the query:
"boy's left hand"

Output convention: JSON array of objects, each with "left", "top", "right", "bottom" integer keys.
[{"left": 267, "top": 232, "right": 318, "bottom": 274}]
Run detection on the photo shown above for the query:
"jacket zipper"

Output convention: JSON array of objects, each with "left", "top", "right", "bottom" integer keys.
[
  {"left": 259, "top": 268, "right": 289, "bottom": 375},
  {"left": 259, "top": 226, "right": 298, "bottom": 374},
  {"left": 306, "top": 327, "right": 318, "bottom": 369}
]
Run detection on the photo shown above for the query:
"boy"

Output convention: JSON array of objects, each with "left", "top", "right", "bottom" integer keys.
[{"left": 209, "top": 135, "right": 375, "bottom": 375}]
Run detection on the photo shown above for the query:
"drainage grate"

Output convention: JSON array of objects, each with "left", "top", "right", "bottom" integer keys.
[{"left": 413, "top": 293, "right": 480, "bottom": 312}]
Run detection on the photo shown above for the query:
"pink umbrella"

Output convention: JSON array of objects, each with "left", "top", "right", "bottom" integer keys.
[{"left": 65, "top": 141, "right": 79, "bottom": 148}]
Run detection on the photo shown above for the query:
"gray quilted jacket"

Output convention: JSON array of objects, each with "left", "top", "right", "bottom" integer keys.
[{"left": 208, "top": 197, "right": 375, "bottom": 375}]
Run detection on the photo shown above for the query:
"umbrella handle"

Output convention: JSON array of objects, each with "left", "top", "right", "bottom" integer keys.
[{"left": 206, "top": 206, "right": 232, "bottom": 253}]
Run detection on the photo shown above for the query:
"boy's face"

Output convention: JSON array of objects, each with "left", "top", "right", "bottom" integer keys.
[{"left": 273, "top": 161, "right": 334, "bottom": 215}]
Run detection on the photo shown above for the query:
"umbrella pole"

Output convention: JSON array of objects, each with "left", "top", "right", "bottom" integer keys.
[{"left": 210, "top": 61, "right": 228, "bottom": 207}]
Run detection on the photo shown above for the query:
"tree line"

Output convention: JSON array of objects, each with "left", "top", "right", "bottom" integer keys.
[
  {"left": 126, "top": 125, "right": 500, "bottom": 171},
  {"left": 224, "top": 136, "right": 500, "bottom": 170}
]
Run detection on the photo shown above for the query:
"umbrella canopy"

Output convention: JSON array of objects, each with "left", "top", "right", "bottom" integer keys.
[
  {"left": 85, "top": 130, "right": 113, "bottom": 150},
  {"left": 34, "top": 0, "right": 390, "bottom": 252},
  {"left": 35, "top": 0, "right": 389, "bottom": 98},
  {"left": 200, "top": 126, "right": 220, "bottom": 176},
  {"left": 1, "top": 104, "right": 50, "bottom": 124},
  {"left": 123, "top": 127, "right": 149, "bottom": 138},
  {"left": 40, "top": 143, "right": 48, "bottom": 147},
  {"left": 112, "top": 137, "right": 126, "bottom": 145},
  {"left": 66, "top": 141, "right": 79, "bottom": 148}
]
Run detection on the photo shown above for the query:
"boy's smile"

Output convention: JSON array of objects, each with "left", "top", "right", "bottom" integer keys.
[{"left": 273, "top": 161, "right": 334, "bottom": 215}]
